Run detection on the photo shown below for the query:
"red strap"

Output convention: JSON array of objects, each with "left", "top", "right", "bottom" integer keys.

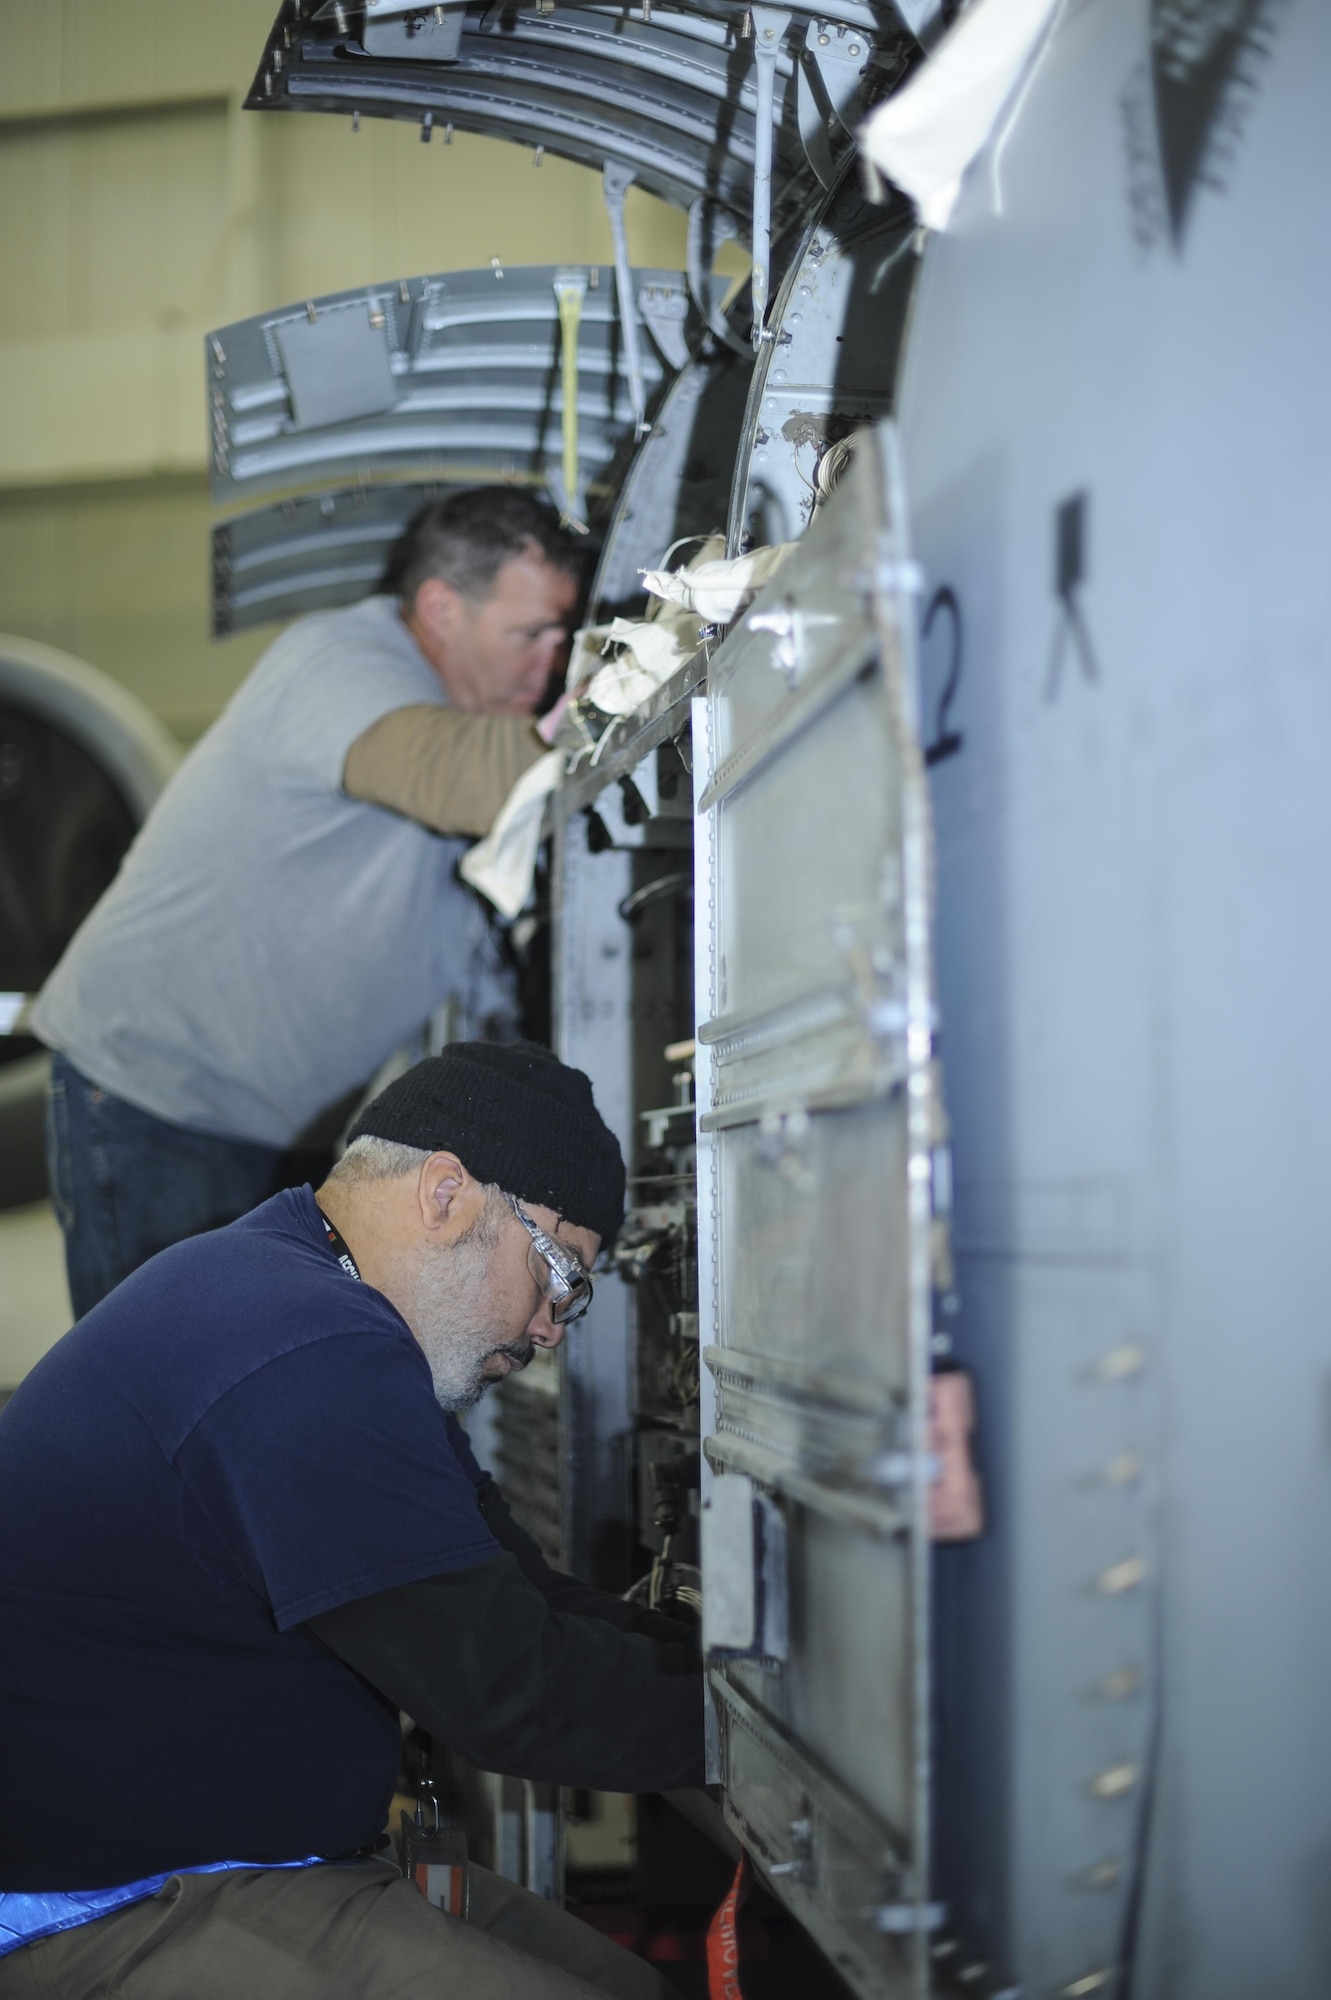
[{"left": 706, "top": 1850, "right": 750, "bottom": 2000}]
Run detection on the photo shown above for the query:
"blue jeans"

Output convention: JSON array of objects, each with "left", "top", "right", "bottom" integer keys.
[{"left": 44, "top": 1055, "right": 286, "bottom": 1320}]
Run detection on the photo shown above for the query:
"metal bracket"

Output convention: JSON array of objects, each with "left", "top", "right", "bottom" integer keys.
[
  {"left": 797, "top": 20, "right": 869, "bottom": 190},
  {"left": 767, "top": 1815, "right": 815, "bottom": 1883},
  {"left": 748, "top": 7, "right": 792, "bottom": 349},
  {"left": 872, "top": 1899, "right": 947, "bottom": 1934},
  {"left": 636, "top": 278, "right": 692, "bottom": 372},
  {"left": 363, "top": 0, "right": 465, "bottom": 62},
  {"left": 748, "top": 601, "right": 801, "bottom": 686},
  {"left": 602, "top": 164, "right": 650, "bottom": 438},
  {"left": 686, "top": 199, "right": 748, "bottom": 355}
]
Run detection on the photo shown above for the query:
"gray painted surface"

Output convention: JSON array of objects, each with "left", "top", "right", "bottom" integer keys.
[
  {"left": 212, "top": 3, "right": 1331, "bottom": 1991},
  {"left": 246, "top": 1, "right": 921, "bottom": 250},
  {"left": 898, "top": 1, "right": 1331, "bottom": 1993},
  {"left": 211, "top": 483, "right": 434, "bottom": 636},
  {"left": 206, "top": 264, "right": 694, "bottom": 507},
  {"left": 729, "top": 158, "right": 917, "bottom": 553},
  {"left": 589, "top": 351, "right": 754, "bottom": 617}
]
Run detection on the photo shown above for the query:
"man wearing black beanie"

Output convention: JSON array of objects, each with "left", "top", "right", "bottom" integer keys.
[{"left": 0, "top": 1043, "right": 699, "bottom": 2000}]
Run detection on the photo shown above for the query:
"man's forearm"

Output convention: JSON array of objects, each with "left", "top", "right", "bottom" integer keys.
[
  {"left": 476, "top": 1478, "right": 697, "bottom": 1649},
  {"left": 305, "top": 1554, "right": 705, "bottom": 1793},
  {"left": 342, "top": 705, "right": 547, "bottom": 836}
]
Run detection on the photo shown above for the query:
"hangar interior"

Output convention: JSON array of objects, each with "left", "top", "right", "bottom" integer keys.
[{"left": 3, "top": 2, "right": 1329, "bottom": 1997}]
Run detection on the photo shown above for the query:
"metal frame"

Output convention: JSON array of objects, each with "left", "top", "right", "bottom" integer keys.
[
  {"left": 727, "top": 152, "right": 918, "bottom": 552},
  {"left": 692, "top": 429, "right": 938, "bottom": 1998},
  {"left": 247, "top": 3, "right": 925, "bottom": 349}
]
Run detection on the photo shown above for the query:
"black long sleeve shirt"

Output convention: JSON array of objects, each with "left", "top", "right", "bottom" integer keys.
[{"left": 306, "top": 1479, "right": 705, "bottom": 1794}]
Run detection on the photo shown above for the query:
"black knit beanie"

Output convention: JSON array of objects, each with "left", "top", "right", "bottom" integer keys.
[{"left": 346, "top": 1040, "right": 625, "bottom": 1243}]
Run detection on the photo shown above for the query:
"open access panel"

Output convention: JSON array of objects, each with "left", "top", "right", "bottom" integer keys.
[{"left": 694, "top": 430, "right": 941, "bottom": 1998}]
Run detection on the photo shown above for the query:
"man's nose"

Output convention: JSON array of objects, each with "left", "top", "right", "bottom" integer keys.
[{"left": 527, "top": 1299, "right": 566, "bottom": 1350}]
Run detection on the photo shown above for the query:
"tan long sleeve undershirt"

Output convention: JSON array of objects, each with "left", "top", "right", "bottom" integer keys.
[{"left": 341, "top": 705, "right": 548, "bottom": 839}]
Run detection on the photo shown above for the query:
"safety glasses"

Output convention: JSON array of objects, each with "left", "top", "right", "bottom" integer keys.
[{"left": 505, "top": 1193, "right": 594, "bottom": 1325}]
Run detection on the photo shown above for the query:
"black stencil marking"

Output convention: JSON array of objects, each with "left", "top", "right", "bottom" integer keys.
[
  {"left": 1125, "top": 0, "right": 1286, "bottom": 250},
  {"left": 1045, "top": 492, "right": 1100, "bottom": 702},
  {"left": 922, "top": 586, "right": 964, "bottom": 767}
]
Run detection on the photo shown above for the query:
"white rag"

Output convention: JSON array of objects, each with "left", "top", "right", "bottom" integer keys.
[
  {"left": 860, "top": 0, "right": 1063, "bottom": 230},
  {"left": 458, "top": 749, "right": 561, "bottom": 920},
  {"left": 461, "top": 539, "right": 794, "bottom": 917},
  {"left": 640, "top": 542, "right": 793, "bottom": 625},
  {"left": 582, "top": 617, "right": 700, "bottom": 719}
]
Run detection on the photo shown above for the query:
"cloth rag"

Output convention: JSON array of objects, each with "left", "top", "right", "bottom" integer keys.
[
  {"left": 860, "top": 0, "right": 1063, "bottom": 230},
  {"left": 458, "top": 751, "right": 561, "bottom": 920},
  {"left": 461, "top": 538, "right": 792, "bottom": 918},
  {"left": 639, "top": 542, "right": 793, "bottom": 626}
]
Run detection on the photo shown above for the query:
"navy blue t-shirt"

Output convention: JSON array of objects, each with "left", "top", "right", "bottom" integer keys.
[{"left": 0, "top": 1187, "right": 501, "bottom": 1892}]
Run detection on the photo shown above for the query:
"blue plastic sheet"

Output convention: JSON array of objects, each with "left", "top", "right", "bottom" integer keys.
[{"left": 0, "top": 1856, "right": 324, "bottom": 1958}]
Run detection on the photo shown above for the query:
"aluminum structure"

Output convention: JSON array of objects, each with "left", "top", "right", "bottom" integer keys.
[
  {"left": 694, "top": 432, "right": 939, "bottom": 1996},
  {"left": 587, "top": 352, "right": 754, "bottom": 615},
  {"left": 208, "top": 264, "right": 700, "bottom": 507},
  {"left": 212, "top": 483, "right": 436, "bottom": 636},
  {"left": 727, "top": 154, "right": 914, "bottom": 551},
  {"left": 542, "top": 442, "right": 946, "bottom": 2000},
  {"left": 247, "top": 1, "right": 931, "bottom": 352},
  {"left": 207, "top": 263, "right": 729, "bottom": 632},
  {"left": 226, "top": 1, "right": 1331, "bottom": 1994},
  {"left": 897, "top": 2, "right": 1331, "bottom": 1994}
]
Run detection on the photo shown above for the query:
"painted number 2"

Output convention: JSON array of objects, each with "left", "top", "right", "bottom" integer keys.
[{"left": 922, "top": 585, "right": 964, "bottom": 767}]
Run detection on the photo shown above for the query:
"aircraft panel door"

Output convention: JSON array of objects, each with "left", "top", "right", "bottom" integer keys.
[{"left": 693, "top": 431, "right": 939, "bottom": 2000}]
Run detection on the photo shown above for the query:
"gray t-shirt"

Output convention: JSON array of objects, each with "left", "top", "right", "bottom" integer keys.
[{"left": 33, "top": 596, "right": 482, "bottom": 1147}]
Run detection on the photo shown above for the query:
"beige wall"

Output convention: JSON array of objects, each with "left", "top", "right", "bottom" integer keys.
[{"left": 0, "top": 0, "right": 705, "bottom": 739}]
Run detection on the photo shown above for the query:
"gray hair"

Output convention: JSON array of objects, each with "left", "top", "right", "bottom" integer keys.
[
  {"left": 326, "top": 1134, "right": 434, "bottom": 1186},
  {"left": 326, "top": 1138, "right": 511, "bottom": 1233}
]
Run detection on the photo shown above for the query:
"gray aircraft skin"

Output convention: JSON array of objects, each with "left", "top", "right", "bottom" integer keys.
[
  {"left": 7, "top": 0, "right": 1321, "bottom": 1992},
  {"left": 899, "top": 1, "right": 1331, "bottom": 1992}
]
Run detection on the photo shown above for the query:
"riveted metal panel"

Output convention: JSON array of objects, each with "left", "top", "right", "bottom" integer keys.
[
  {"left": 695, "top": 430, "right": 936, "bottom": 1999},
  {"left": 729, "top": 156, "right": 917, "bottom": 553},
  {"left": 589, "top": 352, "right": 754, "bottom": 618}
]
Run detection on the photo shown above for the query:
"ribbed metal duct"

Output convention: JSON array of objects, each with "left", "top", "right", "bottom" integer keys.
[
  {"left": 207, "top": 263, "right": 711, "bottom": 512},
  {"left": 212, "top": 484, "right": 433, "bottom": 637},
  {"left": 244, "top": 3, "right": 927, "bottom": 347}
]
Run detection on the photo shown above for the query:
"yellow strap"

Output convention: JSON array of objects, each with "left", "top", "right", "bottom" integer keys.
[{"left": 553, "top": 269, "right": 588, "bottom": 518}]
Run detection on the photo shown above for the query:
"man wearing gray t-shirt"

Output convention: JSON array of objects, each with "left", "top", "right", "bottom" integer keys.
[{"left": 32, "top": 488, "right": 581, "bottom": 1317}]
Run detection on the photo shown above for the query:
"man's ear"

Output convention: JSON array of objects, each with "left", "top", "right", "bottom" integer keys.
[
  {"left": 412, "top": 575, "right": 465, "bottom": 646},
  {"left": 416, "top": 1151, "right": 472, "bottom": 1236}
]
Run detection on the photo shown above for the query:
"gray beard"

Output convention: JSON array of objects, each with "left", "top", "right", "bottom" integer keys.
[{"left": 401, "top": 1200, "right": 534, "bottom": 1411}]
